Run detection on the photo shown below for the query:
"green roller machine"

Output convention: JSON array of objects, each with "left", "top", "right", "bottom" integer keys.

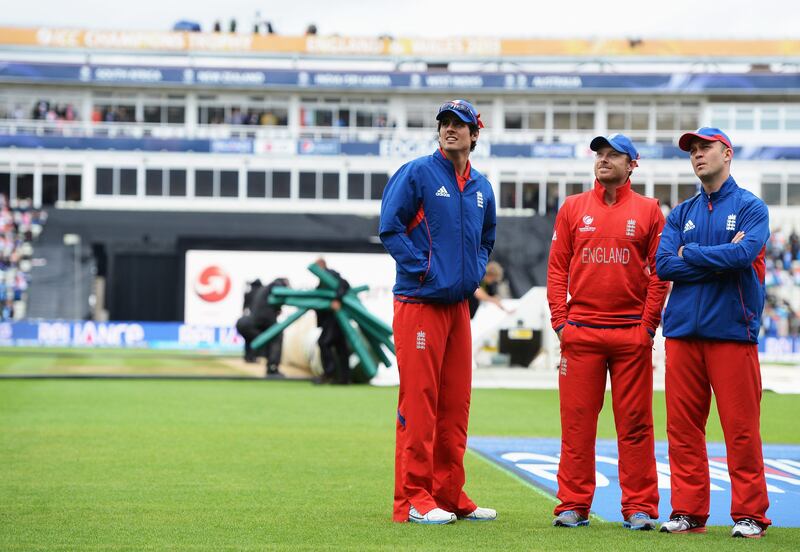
[{"left": 250, "top": 263, "right": 394, "bottom": 383}]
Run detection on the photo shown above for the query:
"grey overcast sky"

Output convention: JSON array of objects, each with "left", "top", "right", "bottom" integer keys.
[{"left": 2, "top": 0, "right": 798, "bottom": 39}]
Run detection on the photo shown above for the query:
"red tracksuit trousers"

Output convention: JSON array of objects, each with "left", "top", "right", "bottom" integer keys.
[
  {"left": 392, "top": 299, "right": 477, "bottom": 522},
  {"left": 664, "top": 338, "right": 771, "bottom": 527},
  {"left": 555, "top": 324, "right": 659, "bottom": 519}
]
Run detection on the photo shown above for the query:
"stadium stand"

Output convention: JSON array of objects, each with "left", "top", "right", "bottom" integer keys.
[
  {"left": 0, "top": 27, "right": 799, "bottom": 331},
  {"left": 0, "top": 196, "right": 45, "bottom": 320},
  {"left": 764, "top": 228, "right": 800, "bottom": 338}
]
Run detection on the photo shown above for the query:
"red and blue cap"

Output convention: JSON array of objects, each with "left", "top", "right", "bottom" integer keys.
[
  {"left": 678, "top": 127, "right": 733, "bottom": 152},
  {"left": 590, "top": 133, "right": 640, "bottom": 161},
  {"left": 436, "top": 99, "right": 484, "bottom": 129}
]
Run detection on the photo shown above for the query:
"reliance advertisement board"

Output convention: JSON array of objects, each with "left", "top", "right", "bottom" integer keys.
[{"left": 184, "top": 250, "right": 396, "bottom": 327}]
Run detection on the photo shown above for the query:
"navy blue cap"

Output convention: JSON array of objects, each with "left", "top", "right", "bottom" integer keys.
[
  {"left": 678, "top": 127, "right": 733, "bottom": 152},
  {"left": 590, "top": 133, "right": 640, "bottom": 161},
  {"left": 436, "top": 99, "right": 484, "bottom": 128}
]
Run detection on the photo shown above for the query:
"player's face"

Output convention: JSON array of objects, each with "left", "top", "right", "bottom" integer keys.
[
  {"left": 438, "top": 113, "right": 476, "bottom": 155},
  {"left": 689, "top": 139, "right": 731, "bottom": 181},
  {"left": 594, "top": 146, "right": 632, "bottom": 185}
]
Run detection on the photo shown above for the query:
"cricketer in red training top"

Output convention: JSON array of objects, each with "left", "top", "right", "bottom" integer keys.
[
  {"left": 656, "top": 128, "right": 771, "bottom": 539},
  {"left": 379, "top": 99, "right": 497, "bottom": 525},
  {"left": 547, "top": 134, "right": 669, "bottom": 530}
]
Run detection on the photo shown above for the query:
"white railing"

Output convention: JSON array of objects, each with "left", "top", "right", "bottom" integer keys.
[
  {"left": 3, "top": 118, "right": 800, "bottom": 146},
  {"left": 0, "top": 119, "right": 187, "bottom": 139}
]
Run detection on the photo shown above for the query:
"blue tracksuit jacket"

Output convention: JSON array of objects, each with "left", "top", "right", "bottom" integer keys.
[
  {"left": 655, "top": 176, "right": 769, "bottom": 343},
  {"left": 379, "top": 149, "right": 496, "bottom": 303}
]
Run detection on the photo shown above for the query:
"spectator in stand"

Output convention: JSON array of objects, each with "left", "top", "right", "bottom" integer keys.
[
  {"left": 768, "top": 227, "right": 786, "bottom": 264},
  {"left": 118, "top": 107, "right": 135, "bottom": 123},
  {"left": 201, "top": 106, "right": 287, "bottom": 127},
  {"left": 32, "top": 100, "right": 48, "bottom": 120},
  {"left": 0, "top": 195, "right": 43, "bottom": 321},
  {"left": 761, "top": 299, "right": 782, "bottom": 338},
  {"left": 63, "top": 105, "right": 76, "bottom": 121},
  {"left": 762, "top": 289, "right": 800, "bottom": 339},
  {"left": 762, "top": 226, "right": 800, "bottom": 338},
  {"left": 226, "top": 107, "right": 246, "bottom": 125},
  {"left": 213, "top": 20, "right": 222, "bottom": 32},
  {"left": 260, "top": 111, "right": 278, "bottom": 126},
  {"left": 2, "top": 299, "right": 12, "bottom": 321},
  {"left": 249, "top": 12, "right": 275, "bottom": 35},
  {"left": 29, "top": 101, "right": 77, "bottom": 123}
]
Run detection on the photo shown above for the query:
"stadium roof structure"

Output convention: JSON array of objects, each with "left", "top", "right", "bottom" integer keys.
[{"left": 2, "top": 26, "right": 800, "bottom": 67}]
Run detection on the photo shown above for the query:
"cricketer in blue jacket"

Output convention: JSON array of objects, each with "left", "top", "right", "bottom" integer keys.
[
  {"left": 656, "top": 175, "right": 769, "bottom": 342},
  {"left": 379, "top": 99, "right": 497, "bottom": 525},
  {"left": 380, "top": 149, "right": 497, "bottom": 303},
  {"left": 655, "top": 127, "right": 771, "bottom": 537}
]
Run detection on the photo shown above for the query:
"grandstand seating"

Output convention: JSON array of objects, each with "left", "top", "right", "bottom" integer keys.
[
  {"left": 1, "top": 27, "right": 799, "bottom": 323},
  {"left": 764, "top": 229, "right": 800, "bottom": 338},
  {"left": 0, "top": 196, "right": 45, "bottom": 320}
]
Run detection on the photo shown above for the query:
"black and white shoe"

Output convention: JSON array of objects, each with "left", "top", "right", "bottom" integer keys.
[{"left": 659, "top": 515, "right": 706, "bottom": 534}]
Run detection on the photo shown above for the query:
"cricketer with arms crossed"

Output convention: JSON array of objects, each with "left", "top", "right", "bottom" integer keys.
[{"left": 656, "top": 127, "right": 771, "bottom": 539}]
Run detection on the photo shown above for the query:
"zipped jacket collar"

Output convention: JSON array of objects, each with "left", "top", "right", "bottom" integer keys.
[
  {"left": 435, "top": 148, "right": 472, "bottom": 182},
  {"left": 592, "top": 178, "right": 631, "bottom": 206},
  {"left": 700, "top": 175, "right": 737, "bottom": 204}
]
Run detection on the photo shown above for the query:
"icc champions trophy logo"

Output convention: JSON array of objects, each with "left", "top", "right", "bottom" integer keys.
[{"left": 194, "top": 266, "right": 232, "bottom": 303}]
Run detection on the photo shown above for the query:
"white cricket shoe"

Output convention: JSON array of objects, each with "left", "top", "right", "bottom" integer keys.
[
  {"left": 731, "top": 519, "right": 765, "bottom": 539},
  {"left": 459, "top": 506, "right": 497, "bottom": 521},
  {"left": 408, "top": 505, "right": 456, "bottom": 525}
]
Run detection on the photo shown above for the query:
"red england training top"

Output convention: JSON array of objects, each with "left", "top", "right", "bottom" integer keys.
[{"left": 547, "top": 179, "right": 670, "bottom": 332}]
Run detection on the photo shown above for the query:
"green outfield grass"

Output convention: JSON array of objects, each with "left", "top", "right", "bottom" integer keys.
[
  {"left": 0, "top": 347, "right": 245, "bottom": 376},
  {"left": 1, "top": 379, "right": 798, "bottom": 551}
]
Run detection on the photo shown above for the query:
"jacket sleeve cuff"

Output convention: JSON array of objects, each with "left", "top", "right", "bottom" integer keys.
[
  {"left": 554, "top": 323, "right": 565, "bottom": 332},
  {"left": 644, "top": 326, "right": 656, "bottom": 337},
  {"left": 681, "top": 243, "right": 698, "bottom": 263}
]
